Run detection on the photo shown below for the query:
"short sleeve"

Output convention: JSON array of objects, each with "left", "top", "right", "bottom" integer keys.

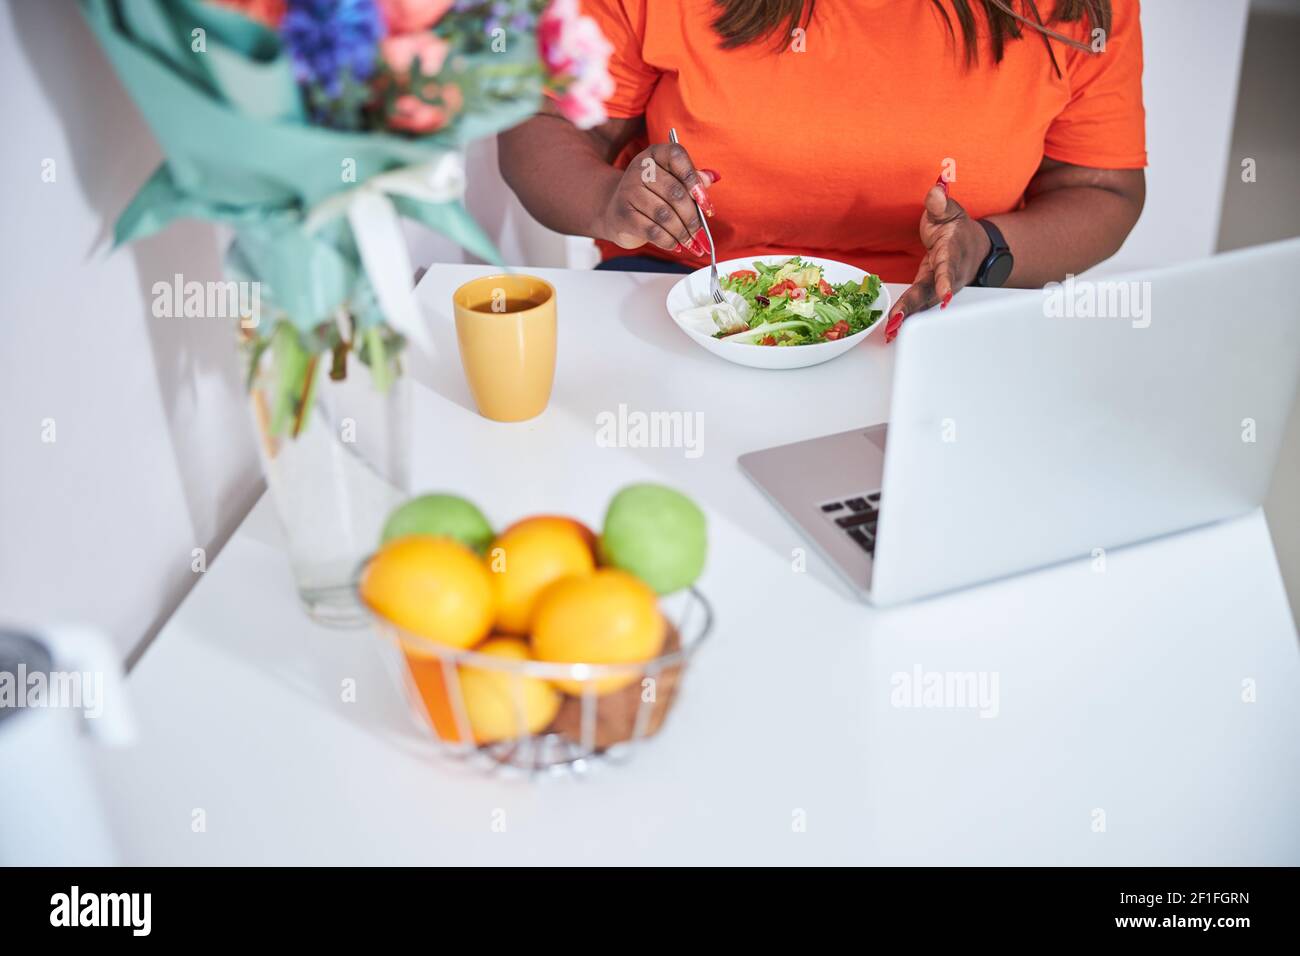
[
  {"left": 1043, "top": 0, "right": 1147, "bottom": 169},
  {"left": 580, "top": 0, "right": 661, "bottom": 118}
]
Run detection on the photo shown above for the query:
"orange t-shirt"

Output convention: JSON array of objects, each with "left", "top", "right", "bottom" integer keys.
[{"left": 584, "top": 0, "right": 1146, "bottom": 282}]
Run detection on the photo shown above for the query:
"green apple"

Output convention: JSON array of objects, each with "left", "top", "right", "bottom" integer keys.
[
  {"left": 380, "top": 493, "right": 494, "bottom": 554},
  {"left": 599, "top": 484, "right": 706, "bottom": 594}
]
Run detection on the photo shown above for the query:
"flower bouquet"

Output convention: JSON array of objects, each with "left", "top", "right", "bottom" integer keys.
[{"left": 79, "top": 0, "right": 613, "bottom": 622}]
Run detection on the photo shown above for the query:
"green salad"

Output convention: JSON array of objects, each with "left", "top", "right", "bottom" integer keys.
[{"left": 719, "top": 257, "right": 884, "bottom": 346}]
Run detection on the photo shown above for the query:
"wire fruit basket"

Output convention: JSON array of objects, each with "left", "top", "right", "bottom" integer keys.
[{"left": 367, "top": 587, "right": 712, "bottom": 776}]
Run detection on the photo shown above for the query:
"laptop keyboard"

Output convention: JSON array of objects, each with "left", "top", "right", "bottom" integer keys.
[{"left": 820, "top": 492, "right": 881, "bottom": 555}]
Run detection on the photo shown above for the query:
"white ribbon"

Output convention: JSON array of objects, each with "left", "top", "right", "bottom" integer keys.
[{"left": 304, "top": 151, "right": 467, "bottom": 357}]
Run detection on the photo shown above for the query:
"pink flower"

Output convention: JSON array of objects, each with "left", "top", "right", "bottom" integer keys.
[
  {"left": 436, "top": 82, "right": 463, "bottom": 114},
  {"left": 539, "top": 0, "right": 614, "bottom": 130},
  {"left": 382, "top": 31, "right": 450, "bottom": 77},
  {"left": 551, "top": 85, "right": 608, "bottom": 130},
  {"left": 388, "top": 93, "right": 447, "bottom": 134},
  {"left": 377, "top": 0, "right": 453, "bottom": 33}
]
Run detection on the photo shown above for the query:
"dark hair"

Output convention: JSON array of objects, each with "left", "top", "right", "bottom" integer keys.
[{"left": 712, "top": 0, "right": 1111, "bottom": 71}]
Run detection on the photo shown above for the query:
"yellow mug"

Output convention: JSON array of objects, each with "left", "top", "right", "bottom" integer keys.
[{"left": 452, "top": 274, "right": 557, "bottom": 422}]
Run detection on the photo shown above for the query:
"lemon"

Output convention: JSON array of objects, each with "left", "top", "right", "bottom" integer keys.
[
  {"left": 456, "top": 637, "right": 562, "bottom": 744},
  {"left": 403, "top": 638, "right": 562, "bottom": 745}
]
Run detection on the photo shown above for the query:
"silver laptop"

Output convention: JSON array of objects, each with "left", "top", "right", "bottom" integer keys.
[{"left": 739, "top": 238, "right": 1300, "bottom": 606}]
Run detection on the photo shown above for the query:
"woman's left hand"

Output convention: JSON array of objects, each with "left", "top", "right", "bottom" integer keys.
[{"left": 885, "top": 178, "right": 992, "bottom": 343}]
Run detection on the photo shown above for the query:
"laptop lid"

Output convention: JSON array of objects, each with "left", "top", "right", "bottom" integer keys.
[{"left": 870, "top": 238, "right": 1300, "bottom": 606}]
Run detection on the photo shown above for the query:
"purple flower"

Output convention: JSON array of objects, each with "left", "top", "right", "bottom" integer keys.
[{"left": 282, "top": 0, "right": 386, "bottom": 98}]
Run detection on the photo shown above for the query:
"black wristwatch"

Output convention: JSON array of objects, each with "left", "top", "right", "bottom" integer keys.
[{"left": 972, "top": 218, "right": 1013, "bottom": 288}]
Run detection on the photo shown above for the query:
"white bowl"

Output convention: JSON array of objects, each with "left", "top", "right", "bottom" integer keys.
[{"left": 665, "top": 255, "right": 892, "bottom": 370}]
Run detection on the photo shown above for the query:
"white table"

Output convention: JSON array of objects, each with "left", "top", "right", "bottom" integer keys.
[{"left": 95, "top": 265, "right": 1300, "bottom": 865}]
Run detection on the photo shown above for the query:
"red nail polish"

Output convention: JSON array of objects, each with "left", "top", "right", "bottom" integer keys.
[
  {"left": 690, "top": 184, "right": 716, "bottom": 217},
  {"left": 935, "top": 174, "right": 949, "bottom": 196},
  {"left": 700, "top": 168, "right": 721, "bottom": 184},
  {"left": 941, "top": 292, "right": 953, "bottom": 309},
  {"left": 691, "top": 227, "right": 710, "bottom": 256}
]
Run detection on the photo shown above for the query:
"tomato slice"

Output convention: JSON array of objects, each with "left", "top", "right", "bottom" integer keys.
[
  {"left": 760, "top": 335, "right": 777, "bottom": 346},
  {"left": 823, "top": 320, "right": 851, "bottom": 342},
  {"left": 818, "top": 278, "right": 834, "bottom": 297},
  {"left": 728, "top": 269, "right": 758, "bottom": 282},
  {"left": 766, "top": 279, "right": 791, "bottom": 298}
]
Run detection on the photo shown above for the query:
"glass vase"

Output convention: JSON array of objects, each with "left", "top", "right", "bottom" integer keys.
[{"left": 247, "top": 332, "right": 409, "bottom": 627}]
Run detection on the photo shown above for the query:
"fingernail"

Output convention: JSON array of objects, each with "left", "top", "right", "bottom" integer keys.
[
  {"left": 935, "top": 174, "right": 949, "bottom": 196},
  {"left": 672, "top": 243, "right": 684, "bottom": 254},
  {"left": 691, "top": 227, "right": 710, "bottom": 256},
  {"left": 941, "top": 292, "right": 953, "bottom": 309},
  {"left": 885, "top": 332, "right": 896, "bottom": 344},
  {"left": 690, "top": 184, "right": 716, "bottom": 217},
  {"left": 700, "top": 168, "right": 722, "bottom": 184},
  {"left": 886, "top": 311, "right": 904, "bottom": 332}
]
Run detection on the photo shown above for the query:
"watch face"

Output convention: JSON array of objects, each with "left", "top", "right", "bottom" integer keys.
[{"left": 984, "top": 252, "right": 1014, "bottom": 288}]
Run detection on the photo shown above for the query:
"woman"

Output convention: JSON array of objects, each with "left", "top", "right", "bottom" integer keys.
[{"left": 500, "top": 0, "right": 1146, "bottom": 342}]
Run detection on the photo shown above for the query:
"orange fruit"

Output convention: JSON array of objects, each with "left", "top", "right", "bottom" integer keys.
[
  {"left": 404, "top": 637, "right": 561, "bottom": 745},
  {"left": 360, "top": 535, "right": 494, "bottom": 652},
  {"left": 502, "top": 514, "right": 598, "bottom": 558},
  {"left": 531, "top": 569, "right": 666, "bottom": 695},
  {"left": 488, "top": 516, "right": 595, "bottom": 634},
  {"left": 403, "top": 651, "right": 464, "bottom": 742}
]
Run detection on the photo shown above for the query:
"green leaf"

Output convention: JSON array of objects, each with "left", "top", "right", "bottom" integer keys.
[
  {"left": 364, "top": 326, "right": 391, "bottom": 394},
  {"left": 269, "top": 322, "right": 308, "bottom": 437},
  {"left": 244, "top": 336, "right": 268, "bottom": 393}
]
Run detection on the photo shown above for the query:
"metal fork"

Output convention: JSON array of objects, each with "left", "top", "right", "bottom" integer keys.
[{"left": 668, "top": 127, "right": 723, "bottom": 304}]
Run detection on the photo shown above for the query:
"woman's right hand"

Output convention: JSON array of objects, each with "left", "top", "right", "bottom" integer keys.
[{"left": 596, "top": 142, "right": 719, "bottom": 258}]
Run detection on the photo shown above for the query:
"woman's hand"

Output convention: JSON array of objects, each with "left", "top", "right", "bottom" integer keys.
[
  {"left": 885, "top": 178, "right": 992, "bottom": 343},
  {"left": 500, "top": 112, "right": 730, "bottom": 257},
  {"left": 595, "top": 143, "right": 719, "bottom": 258},
  {"left": 883, "top": 162, "right": 1146, "bottom": 343}
]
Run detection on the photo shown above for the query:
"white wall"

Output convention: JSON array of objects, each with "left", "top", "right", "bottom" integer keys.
[
  {"left": 0, "top": 1, "right": 262, "bottom": 663},
  {"left": 1220, "top": 1, "right": 1300, "bottom": 621},
  {"left": 1091, "top": 0, "right": 1250, "bottom": 275},
  {"left": 406, "top": 136, "right": 573, "bottom": 270}
]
